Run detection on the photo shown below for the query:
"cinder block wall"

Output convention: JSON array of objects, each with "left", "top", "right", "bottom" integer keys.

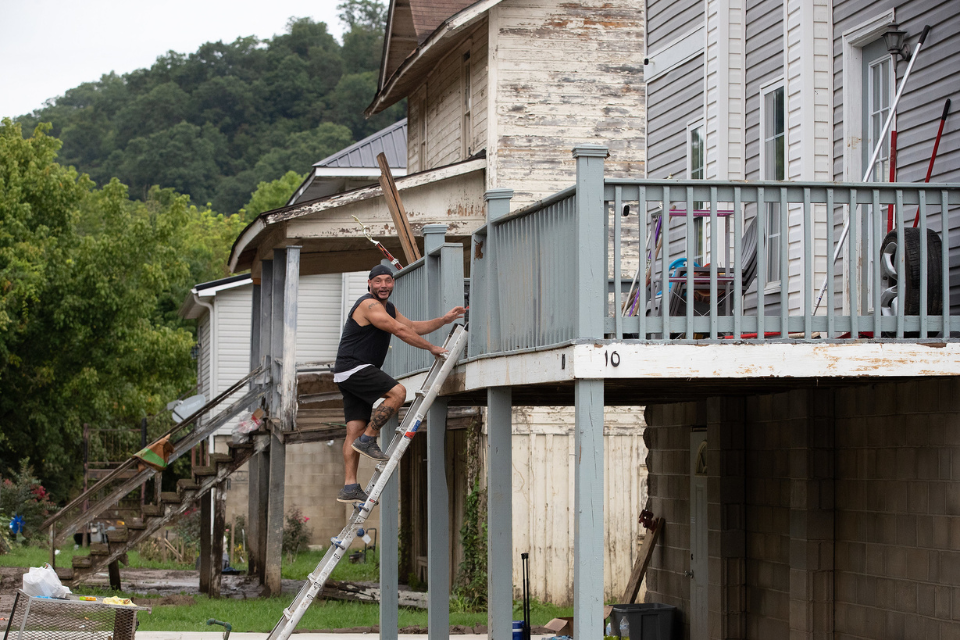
[{"left": 643, "top": 378, "right": 960, "bottom": 640}]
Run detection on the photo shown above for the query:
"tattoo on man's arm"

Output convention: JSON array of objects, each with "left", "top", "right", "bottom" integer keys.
[{"left": 369, "top": 403, "right": 397, "bottom": 432}]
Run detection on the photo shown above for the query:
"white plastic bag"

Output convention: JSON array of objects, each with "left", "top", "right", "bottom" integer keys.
[
  {"left": 231, "top": 408, "right": 264, "bottom": 444},
  {"left": 22, "top": 563, "right": 70, "bottom": 598}
]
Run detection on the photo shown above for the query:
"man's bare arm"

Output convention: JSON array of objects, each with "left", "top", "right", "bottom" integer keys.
[
  {"left": 399, "top": 307, "right": 468, "bottom": 335},
  {"left": 364, "top": 301, "right": 446, "bottom": 355}
]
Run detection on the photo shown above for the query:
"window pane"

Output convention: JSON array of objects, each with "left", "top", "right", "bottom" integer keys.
[{"left": 775, "top": 87, "right": 784, "bottom": 134}]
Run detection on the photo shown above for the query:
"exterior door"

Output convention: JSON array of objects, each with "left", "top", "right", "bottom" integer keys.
[{"left": 690, "top": 430, "right": 708, "bottom": 640}]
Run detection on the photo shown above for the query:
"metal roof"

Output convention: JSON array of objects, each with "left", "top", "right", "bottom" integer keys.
[{"left": 314, "top": 118, "right": 407, "bottom": 169}]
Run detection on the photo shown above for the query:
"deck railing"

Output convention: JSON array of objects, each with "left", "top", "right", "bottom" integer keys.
[
  {"left": 465, "top": 145, "right": 960, "bottom": 358},
  {"left": 383, "top": 225, "right": 466, "bottom": 378}
]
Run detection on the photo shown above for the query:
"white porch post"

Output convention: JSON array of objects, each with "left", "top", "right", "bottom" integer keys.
[
  {"left": 427, "top": 398, "right": 450, "bottom": 640},
  {"left": 379, "top": 414, "right": 400, "bottom": 640},
  {"left": 574, "top": 378, "right": 605, "bottom": 640}
]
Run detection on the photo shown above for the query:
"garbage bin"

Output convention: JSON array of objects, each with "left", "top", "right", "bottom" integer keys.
[{"left": 609, "top": 603, "right": 677, "bottom": 640}]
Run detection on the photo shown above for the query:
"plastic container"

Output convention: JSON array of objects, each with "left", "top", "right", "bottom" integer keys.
[
  {"left": 609, "top": 603, "right": 677, "bottom": 640},
  {"left": 512, "top": 620, "right": 523, "bottom": 640}
]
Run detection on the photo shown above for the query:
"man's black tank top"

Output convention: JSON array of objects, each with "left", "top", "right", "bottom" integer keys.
[{"left": 334, "top": 294, "right": 397, "bottom": 372}]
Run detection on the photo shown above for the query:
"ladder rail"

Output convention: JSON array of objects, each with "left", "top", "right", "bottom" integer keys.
[{"left": 268, "top": 325, "right": 468, "bottom": 640}]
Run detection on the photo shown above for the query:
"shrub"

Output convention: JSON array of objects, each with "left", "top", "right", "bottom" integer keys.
[
  {"left": 282, "top": 508, "right": 310, "bottom": 563},
  {"left": 0, "top": 460, "right": 57, "bottom": 541}
]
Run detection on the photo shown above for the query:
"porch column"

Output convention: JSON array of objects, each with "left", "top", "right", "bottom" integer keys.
[
  {"left": 379, "top": 414, "right": 400, "bottom": 640},
  {"left": 264, "top": 248, "right": 292, "bottom": 595},
  {"left": 250, "top": 260, "right": 274, "bottom": 581},
  {"left": 572, "top": 145, "right": 608, "bottom": 339},
  {"left": 487, "top": 387, "right": 512, "bottom": 640},
  {"left": 574, "top": 379, "right": 604, "bottom": 640},
  {"left": 427, "top": 398, "right": 450, "bottom": 640},
  {"left": 209, "top": 479, "right": 227, "bottom": 598},
  {"left": 199, "top": 489, "right": 212, "bottom": 594}
]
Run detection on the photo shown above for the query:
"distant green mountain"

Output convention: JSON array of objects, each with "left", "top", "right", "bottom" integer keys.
[{"left": 16, "top": 7, "right": 404, "bottom": 214}]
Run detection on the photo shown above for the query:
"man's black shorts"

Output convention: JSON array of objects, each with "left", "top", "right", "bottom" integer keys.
[{"left": 337, "top": 366, "right": 400, "bottom": 423}]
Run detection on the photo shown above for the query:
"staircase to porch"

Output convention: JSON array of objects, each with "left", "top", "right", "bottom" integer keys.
[{"left": 43, "top": 367, "right": 268, "bottom": 587}]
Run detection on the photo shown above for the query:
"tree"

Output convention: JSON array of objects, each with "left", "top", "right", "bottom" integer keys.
[
  {"left": 0, "top": 121, "right": 235, "bottom": 499},
  {"left": 243, "top": 170, "right": 306, "bottom": 219}
]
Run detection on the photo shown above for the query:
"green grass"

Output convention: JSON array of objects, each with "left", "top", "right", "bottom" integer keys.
[
  {"left": 67, "top": 589, "right": 573, "bottom": 632},
  {"left": 2, "top": 543, "right": 574, "bottom": 631}
]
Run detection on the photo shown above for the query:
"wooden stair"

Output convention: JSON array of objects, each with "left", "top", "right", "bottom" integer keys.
[{"left": 58, "top": 439, "right": 261, "bottom": 586}]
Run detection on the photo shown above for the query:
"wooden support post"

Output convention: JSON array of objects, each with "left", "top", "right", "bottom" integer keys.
[
  {"left": 210, "top": 480, "right": 227, "bottom": 598},
  {"left": 573, "top": 145, "right": 608, "bottom": 340},
  {"left": 248, "top": 272, "right": 265, "bottom": 580},
  {"left": 199, "top": 489, "right": 212, "bottom": 594},
  {"left": 379, "top": 416, "right": 399, "bottom": 640},
  {"left": 252, "top": 260, "right": 274, "bottom": 582},
  {"left": 487, "top": 387, "right": 512, "bottom": 640},
  {"left": 573, "top": 379, "right": 605, "bottom": 640},
  {"left": 280, "top": 246, "right": 300, "bottom": 431},
  {"left": 427, "top": 398, "right": 449, "bottom": 640},
  {"left": 107, "top": 559, "right": 122, "bottom": 591},
  {"left": 264, "top": 249, "right": 291, "bottom": 596}
]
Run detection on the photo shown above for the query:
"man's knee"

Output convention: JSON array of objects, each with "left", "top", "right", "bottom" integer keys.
[{"left": 387, "top": 384, "right": 405, "bottom": 404}]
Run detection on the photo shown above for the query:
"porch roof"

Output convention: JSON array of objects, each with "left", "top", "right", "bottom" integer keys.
[{"left": 228, "top": 156, "right": 487, "bottom": 277}]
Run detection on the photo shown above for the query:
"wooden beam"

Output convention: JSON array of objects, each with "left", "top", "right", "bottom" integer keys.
[
  {"left": 199, "top": 489, "right": 211, "bottom": 594},
  {"left": 210, "top": 481, "right": 226, "bottom": 598},
  {"left": 619, "top": 517, "right": 663, "bottom": 605},
  {"left": 377, "top": 152, "right": 421, "bottom": 264}
]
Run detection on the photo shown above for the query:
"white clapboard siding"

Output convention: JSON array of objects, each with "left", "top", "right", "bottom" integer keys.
[
  {"left": 341, "top": 271, "right": 371, "bottom": 329},
  {"left": 296, "top": 274, "right": 345, "bottom": 364},
  {"left": 198, "top": 315, "right": 212, "bottom": 402},
  {"left": 508, "top": 405, "right": 648, "bottom": 605},
  {"left": 213, "top": 287, "right": 253, "bottom": 434}
]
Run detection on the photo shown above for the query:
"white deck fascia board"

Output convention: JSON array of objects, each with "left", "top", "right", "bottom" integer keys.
[{"left": 396, "top": 341, "right": 960, "bottom": 397}]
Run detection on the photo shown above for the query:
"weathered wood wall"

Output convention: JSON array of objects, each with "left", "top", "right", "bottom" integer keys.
[
  {"left": 489, "top": 0, "right": 646, "bottom": 207},
  {"left": 510, "top": 405, "right": 648, "bottom": 606}
]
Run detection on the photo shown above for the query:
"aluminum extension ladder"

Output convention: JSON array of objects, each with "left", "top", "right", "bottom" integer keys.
[{"left": 267, "top": 324, "right": 469, "bottom": 640}]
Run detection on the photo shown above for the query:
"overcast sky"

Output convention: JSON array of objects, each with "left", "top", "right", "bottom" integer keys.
[{"left": 0, "top": 0, "right": 345, "bottom": 120}]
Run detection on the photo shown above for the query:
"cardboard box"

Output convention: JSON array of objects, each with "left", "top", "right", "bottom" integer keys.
[{"left": 544, "top": 617, "right": 574, "bottom": 637}]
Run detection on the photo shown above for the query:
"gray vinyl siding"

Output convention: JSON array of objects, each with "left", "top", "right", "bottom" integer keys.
[
  {"left": 743, "top": 0, "right": 785, "bottom": 181},
  {"left": 832, "top": 0, "right": 960, "bottom": 310},
  {"left": 646, "top": 0, "right": 702, "bottom": 50},
  {"left": 646, "top": 56, "right": 704, "bottom": 180}
]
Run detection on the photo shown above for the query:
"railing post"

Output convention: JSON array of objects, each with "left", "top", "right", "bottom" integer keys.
[
  {"left": 484, "top": 189, "right": 513, "bottom": 353},
  {"left": 573, "top": 145, "right": 609, "bottom": 339}
]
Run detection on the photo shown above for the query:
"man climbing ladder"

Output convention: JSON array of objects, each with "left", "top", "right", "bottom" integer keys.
[
  {"left": 268, "top": 321, "right": 469, "bottom": 640},
  {"left": 334, "top": 264, "right": 466, "bottom": 503}
]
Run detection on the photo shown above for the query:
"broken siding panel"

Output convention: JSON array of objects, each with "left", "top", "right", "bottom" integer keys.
[{"left": 493, "top": 0, "right": 645, "bottom": 207}]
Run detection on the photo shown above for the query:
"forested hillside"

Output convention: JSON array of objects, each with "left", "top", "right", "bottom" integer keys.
[
  {"left": 16, "top": 1, "right": 403, "bottom": 214},
  {"left": 0, "top": 1, "right": 400, "bottom": 505}
]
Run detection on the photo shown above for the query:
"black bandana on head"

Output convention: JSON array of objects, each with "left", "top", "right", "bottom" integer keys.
[{"left": 368, "top": 265, "right": 394, "bottom": 280}]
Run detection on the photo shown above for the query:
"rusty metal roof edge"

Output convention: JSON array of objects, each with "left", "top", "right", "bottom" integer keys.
[{"left": 365, "top": 0, "right": 504, "bottom": 117}]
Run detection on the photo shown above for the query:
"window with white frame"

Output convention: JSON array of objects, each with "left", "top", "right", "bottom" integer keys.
[
  {"left": 761, "top": 83, "right": 785, "bottom": 284},
  {"left": 461, "top": 51, "right": 472, "bottom": 159},
  {"left": 687, "top": 121, "right": 705, "bottom": 264}
]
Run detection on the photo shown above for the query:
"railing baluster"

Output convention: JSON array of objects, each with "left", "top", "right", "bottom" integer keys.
[
  {"left": 896, "top": 189, "right": 905, "bottom": 339},
  {"left": 638, "top": 187, "right": 647, "bottom": 339},
  {"left": 942, "top": 189, "right": 951, "bottom": 337},
  {"left": 873, "top": 188, "right": 882, "bottom": 338},
  {"left": 827, "top": 189, "right": 835, "bottom": 338},
  {"left": 918, "top": 190, "right": 928, "bottom": 338},
  {"left": 686, "top": 186, "right": 695, "bottom": 339},
  {"left": 615, "top": 186, "right": 623, "bottom": 340},
  {"left": 803, "top": 188, "right": 812, "bottom": 339},
  {"left": 780, "top": 187, "right": 789, "bottom": 339},
  {"left": 662, "top": 187, "right": 671, "bottom": 341},
  {"left": 710, "top": 186, "right": 719, "bottom": 340},
  {"left": 734, "top": 188, "right": 742, "bottom": 340},
  {"left": 849, "top": 190, "right": 859, "bottom": 339},
  {"left": 757, "top": 187, "right": 766, "bottom": 340}
]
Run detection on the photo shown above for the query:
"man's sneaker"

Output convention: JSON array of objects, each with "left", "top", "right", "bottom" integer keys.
[
  {"left": 337, "top": 485, "right": 369, "bottom": 503},
  {"left": 352, "top": 437, "right": 389, "bottom": 461}
]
